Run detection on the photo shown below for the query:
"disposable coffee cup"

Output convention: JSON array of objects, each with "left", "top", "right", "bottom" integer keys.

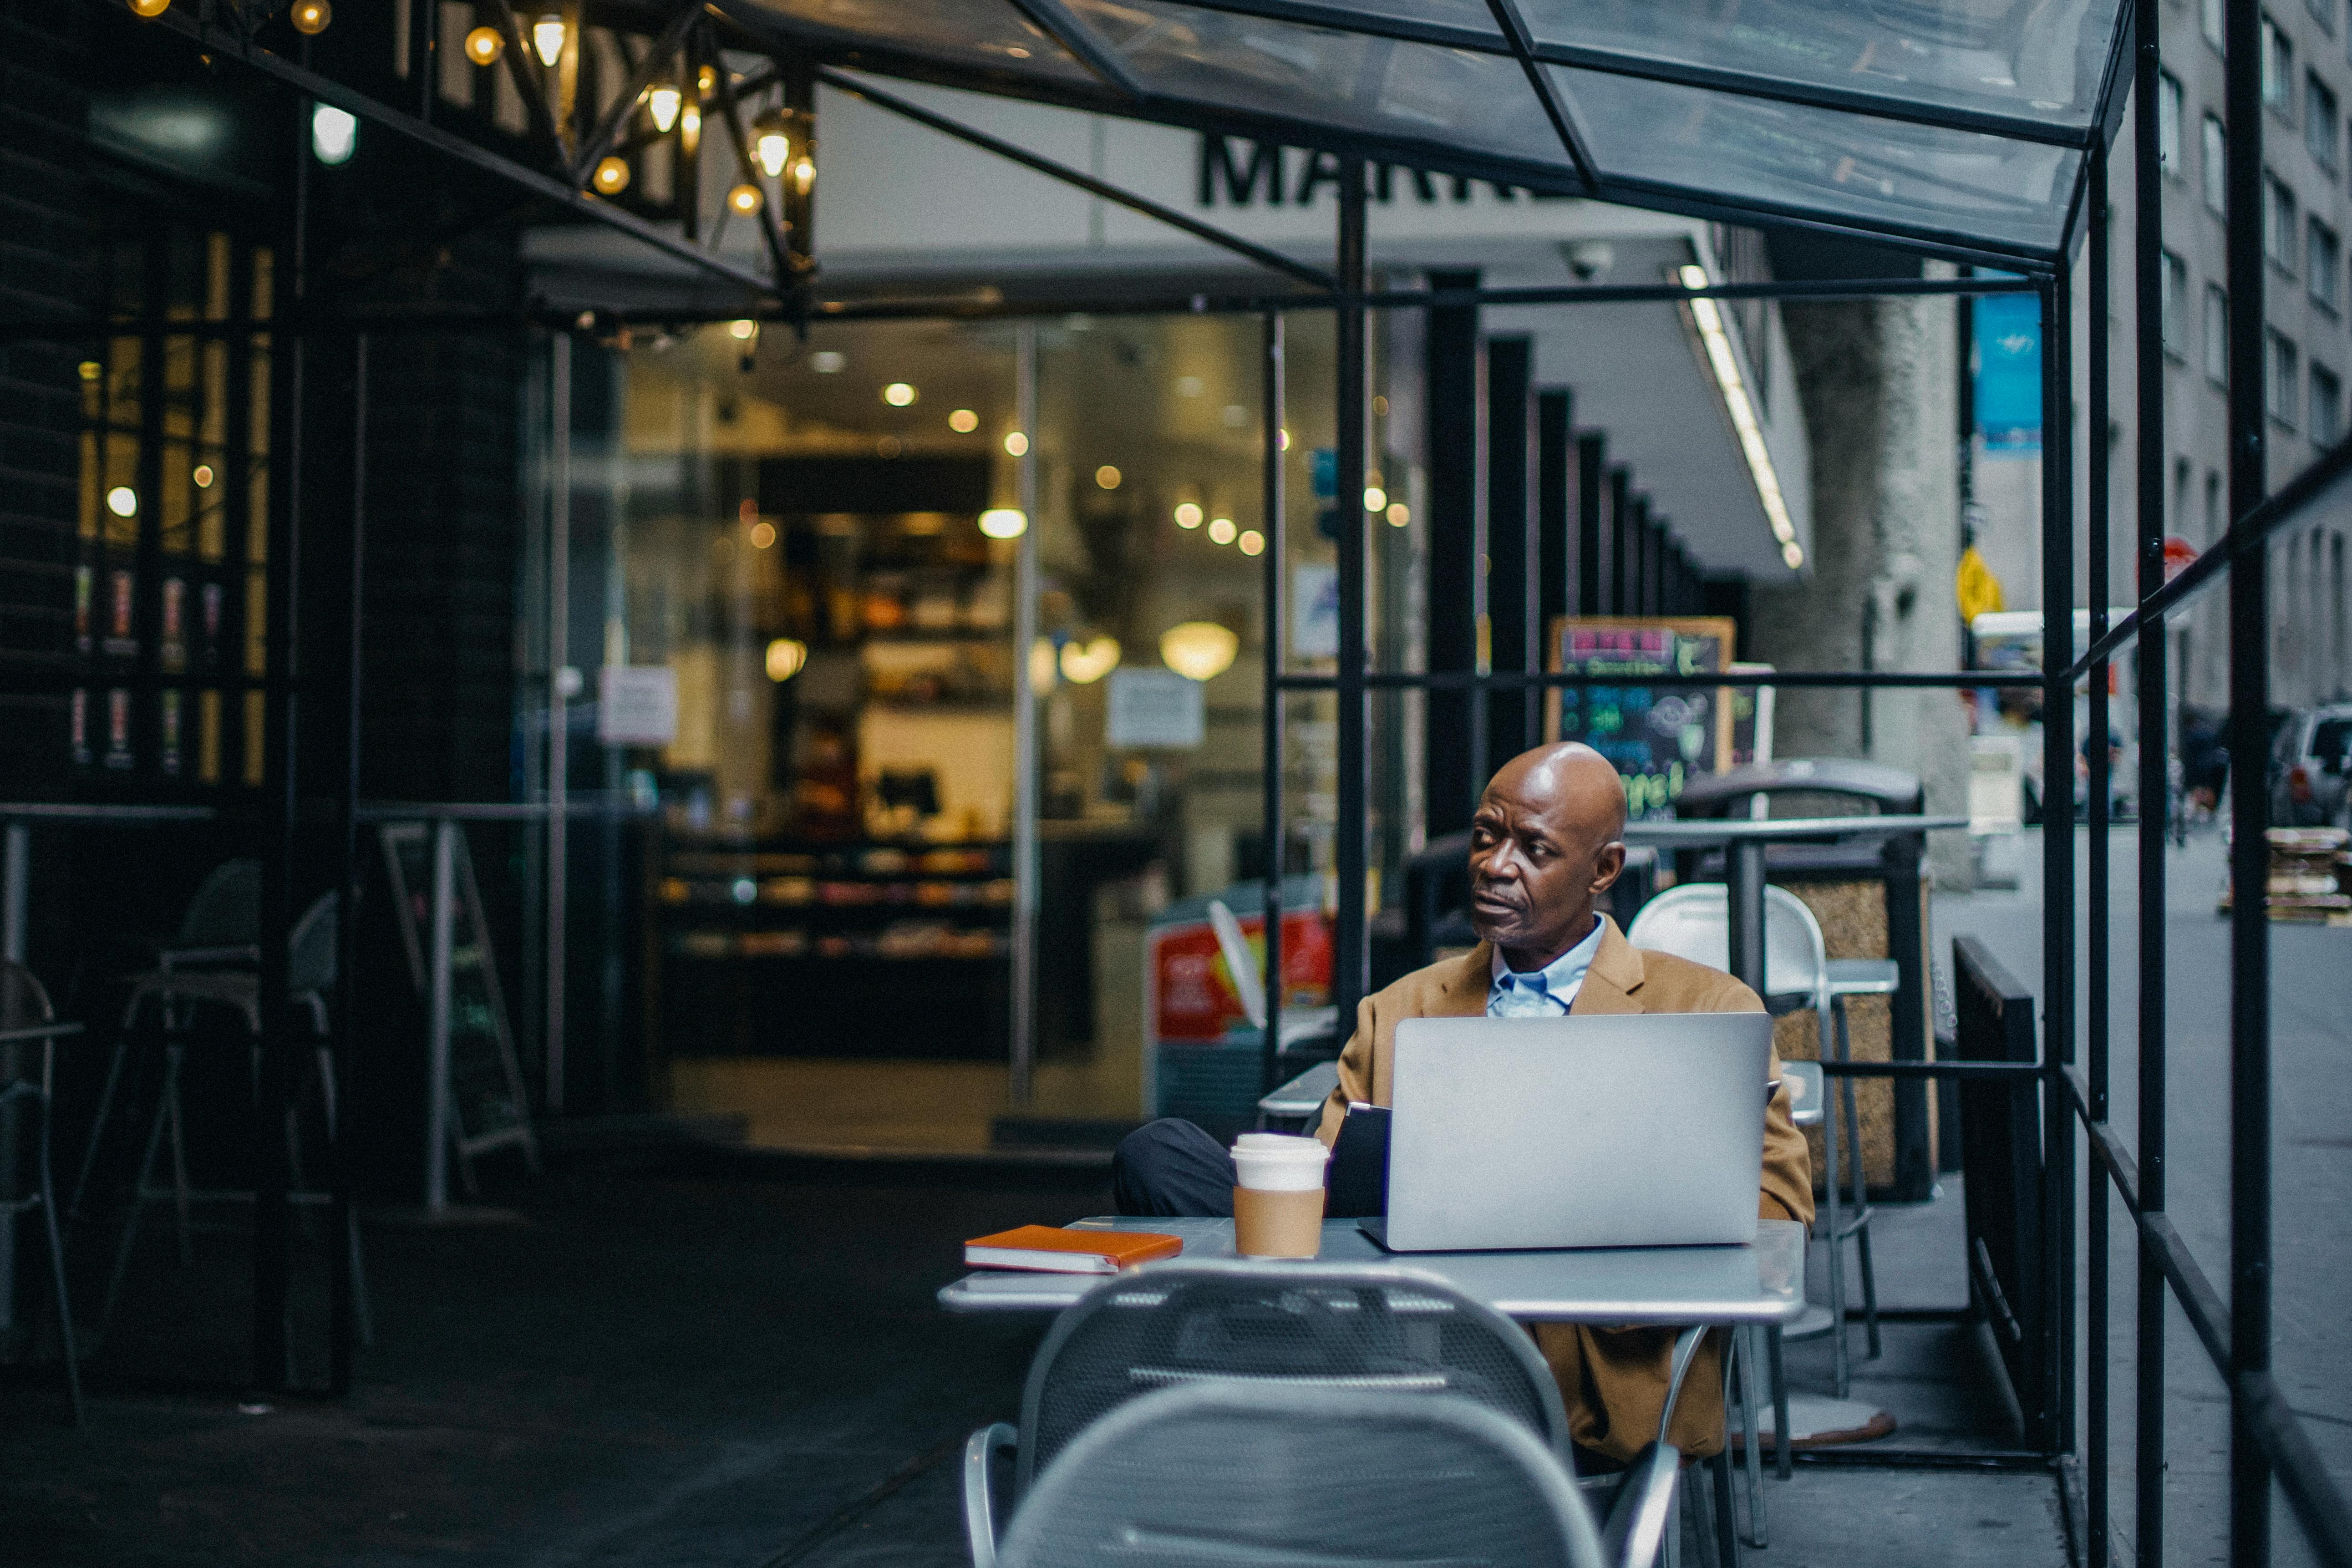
[{"left": 1231, "top": 1135, "right": 1328, "bottom": 1258}]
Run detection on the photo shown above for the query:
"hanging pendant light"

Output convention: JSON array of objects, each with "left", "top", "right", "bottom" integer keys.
[
  {"left": 726, "top": 183, "right": 763, "bottom": 216},
  {"left": 531, "top": 13, "right": 565, "bottom": 67},
  {"left": 646, "top": 84, "right": 681, "bottom": 133},
  {"left": 753, "top": 112, "right": 789, "bottom": 179},
  {"left": 290, "top": 0, "right": 331, "bottom": 34},
  {"left": 462, "top": 23, "right": 503, "bottom": 64}
]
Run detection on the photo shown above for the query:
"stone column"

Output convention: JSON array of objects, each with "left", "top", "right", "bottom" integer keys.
[{"left": 1751, "top": 270, "right": 1972, "bottom": 889}]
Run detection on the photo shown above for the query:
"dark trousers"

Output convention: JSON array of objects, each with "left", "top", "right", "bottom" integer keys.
[{"left": 1111, "top": 1118, "right": 1238, "bottom": 1217}]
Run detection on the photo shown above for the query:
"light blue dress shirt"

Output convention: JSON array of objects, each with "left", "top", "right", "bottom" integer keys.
[{"left": 1486, "top": 915, "right": 1607, "bottom": 1018}]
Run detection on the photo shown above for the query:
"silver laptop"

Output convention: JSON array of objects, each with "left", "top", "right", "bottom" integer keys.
[{"left": 1362, "top": 1012, "right": 1774, "bottom": 1252}]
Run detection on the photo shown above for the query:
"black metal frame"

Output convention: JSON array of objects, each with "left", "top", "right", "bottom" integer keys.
[{"left": 60, "top": 4, "right": 2352, "bottom": 1563}]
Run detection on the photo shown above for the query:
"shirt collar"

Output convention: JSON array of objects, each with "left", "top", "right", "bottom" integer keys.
[{"left": 1488, "top": 914, "right": 1607, "bottom": 1000}]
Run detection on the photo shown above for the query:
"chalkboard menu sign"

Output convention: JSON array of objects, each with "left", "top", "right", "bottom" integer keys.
[{"left": 1545, "top": 617, "right": 1740, "bottom": 819}]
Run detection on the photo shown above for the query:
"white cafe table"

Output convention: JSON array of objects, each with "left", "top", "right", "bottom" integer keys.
[{"left": 939, "top": 1215, "right": 1808, "bottom": 1326}]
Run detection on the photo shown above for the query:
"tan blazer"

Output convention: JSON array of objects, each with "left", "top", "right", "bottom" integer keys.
[{"left": 1312, "top": 916, "right": 1815, "bottom": 1462}]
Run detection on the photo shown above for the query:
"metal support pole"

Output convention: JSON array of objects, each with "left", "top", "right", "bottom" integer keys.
[
  {"left": 2223, "top": 0, "right": 2273, "bottom": 1549},
  {"left": 1, "top": 823, "right": 25, "bottom": 964},
  {"left": 1010, "top": 323, "right": 1040, "bottom": 1106},
  {"left": 545, "top": 333, "right": 570, "bottom": 1114},
  {"left": 2084, "top": 141, "right": 2113, "bottom": 1568},
  {"left": 2130, "top": 2, "right": 2171, "bottom": 1558},
  {"left": 253, "top": 111, "right": 310, "bottom": 1395},
  {"left": 426, "top": 818, "right": 456, "bottom": 1213},
  {"left": 2037, "top": 267, "right": 2076, "bottom": 1460},
  {"left": 1333, "top": 160, "right": 1370, "bottom": 1024},
  {"left": 1726, "top": 840, "right": 1765, "bottom": 995},
  {"left": 330, "top": 333, "right": 367, "bottom": 1394},
  {"left": 1260, "top": 310, "right": 1286, "bottom": 1095}
]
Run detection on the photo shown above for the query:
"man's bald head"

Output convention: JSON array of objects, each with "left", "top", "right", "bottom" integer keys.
[{"left": 1466, "top": 743, "right": 1629, "bottom": 970}]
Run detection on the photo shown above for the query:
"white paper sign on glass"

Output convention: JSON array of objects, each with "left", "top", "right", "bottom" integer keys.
[
  {"left": 1107, "top": 668, "right": 1204, "bottom": 749},
  {"left": 1292, "top": 563, "right": 1340, "bottom": 660},
  {"left": 597, "top": 665, "right": 679, "bottom": 746}
]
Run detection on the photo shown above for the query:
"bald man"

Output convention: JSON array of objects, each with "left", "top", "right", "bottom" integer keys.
[{"left": 1112, "top": 742, "right": 1813, "bottom": 1470}]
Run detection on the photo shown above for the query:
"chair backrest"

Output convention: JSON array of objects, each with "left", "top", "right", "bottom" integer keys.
[
  {"left": 288, "top": 892, "right": 338, "bottom": 997},
  {"left": 0, "top": 959, "right": 53, "bottom": 1030},
  {"left": 1204, "top": 899, "right": 1266, "bottom": 1031},
  {"left": 998, "top": 1383, "right": 1604, "bottom": 1568},
  {"left": 1015, "top": 1261, "right": 1572, "bottom": 1496},
  {"left": 175, "top": 858, "right": 261, "bottom": 949},
  {"left": 1624, "top": 883, "right": 1829, "bottom": 1005}
]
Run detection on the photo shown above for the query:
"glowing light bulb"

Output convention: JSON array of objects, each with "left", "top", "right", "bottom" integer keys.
[
  {"left": 791, "top": 154, "right": 815, "bottom": 195},
  {"left": 1095, "top": 465, "right": 1121, "bottom": 490},
  {"left": 1160, "top": 622, "right": 1239, "bottom": 682},
  {"left": 728, "top": 319, "right": 757, "bottom": 341},
  {"left": 463, "top": 24, "right": 503, "bottom": 64},
  {"left": 646, "top": 85, "right": 681, "bottom": 132},
  {"left": 726, "top": 183, "right": 762, "bottom": 216},
  {"left": 193, "top": 464, "right": 214, "bottom": 488},
  {"left": 756, "top": 128, "right": 788, "bottom": 179},
  {"left": 107, "top": 486, "right": 137, "bottom": 518},
  {"left": 1239, "top": 529, "right": 1265, "bottom": 555},
  {"left": 592, "top": 156, "right": 630, "bottom": 194},
  {"left": 748, "top": 521, "right": 777, "bottom": 549},
  {"left": 882, "top": 383, "right": 917, "bottom": 407},
  {"left": 1003, "top": 431, "right": 1029, "bottom": 457},
  {"left": 129, "top": 0, "right": 172, "bottom": 17},
  {"left": 1173, "top": 502, "right": 1203, "bottom": 529},
  {"left": 1386, "top": 502, "right": 1410, "bottom": 528},
  {"left": 1363, "top": 486, "right": 1386, "bottom": 512},
  {"left": 979, "top": 508, "right": 1028, "bottom": 539},
  {"left": 310, "top": 104, "right": 357, "bottom": 166},
  {"left": 532, "top": 14, "right": 565, "bottom": 67},
  {"left": 1207, "top": 518, "right": 1237, "bottom": 545},
  {"left": 948, "top": 408, "right": 979, "bottom": 433},
  {"left": 290, "top": 0, "right": 330, "bottom": 33}
]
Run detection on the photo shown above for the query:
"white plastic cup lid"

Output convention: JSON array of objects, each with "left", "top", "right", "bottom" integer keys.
[
  {"left": 1232, "top": 1137, "right": 1328, "bottom": 1192},
  {"left": 1234, "top": 1132, "right": 1305, "bottom": 1152}
]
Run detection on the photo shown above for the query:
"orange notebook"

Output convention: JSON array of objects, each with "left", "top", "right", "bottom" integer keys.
[{"left": 964, "top": 1225, "right": 1184, "bottom": 1274}]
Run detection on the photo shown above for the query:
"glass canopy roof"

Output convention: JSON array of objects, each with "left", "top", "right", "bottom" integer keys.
[{"left": 722, "top": 0, "right": 2127, "bottom": 265}]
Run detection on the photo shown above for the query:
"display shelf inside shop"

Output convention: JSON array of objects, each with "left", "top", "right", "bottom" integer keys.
[{"left": 655, "top": 840, "right": 1014, "bottom": 963}]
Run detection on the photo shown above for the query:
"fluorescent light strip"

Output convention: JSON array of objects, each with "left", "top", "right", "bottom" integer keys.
[{"left": 1679, "top": 265, "right": 1804, "bottom": 571}]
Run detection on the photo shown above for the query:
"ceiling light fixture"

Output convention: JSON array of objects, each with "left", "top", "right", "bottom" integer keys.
[
  {"left": 729, "top": 319, "right": 758, "bottom": 341},
  {"left": 463, "top": 24, "right": 503, "bottom": 63},
  {"left": 310, "top": 103, "right": 357, "bottom": 165},
  {"left": 129, "top": 0, "right": 171, "bottom": 16},
  {"left": 764, "top": 638, "right": 807, "bottom": 682},
  {"left": 592, "top": 156, "right": 630, "bottom": 194},
  {"left": 1363, "top": 485, "right": 1386, "bottom": 512},
  {"left": 106, "top": 486, "right": 137, "bottom": 518},
  {"left": 531, "top": 13, "right": 566, "bottom": 67},
  {"left": 791, "top": 154, "right": 816, "bottom": 196},
  {"left": 1095, "top": 465, "right": 1121, "bottom": 490},
  {"left": 290, "top": 0, "right": 330, "bottom": 34},
  {"left": 948, "top": 408, "right": 979, "bottom": 433},
  {"left": 1003, "top": 431, "right": 1029, "bottom": 456},
  {"left": 726, "top": 183, "right": 763, "bottom": 216},
  {"left": 1160, "top": 621, "right": 1239, "bottom": 682},
  {"left": 1207, "top": 517, "right": 1237, "bottom": 545},
  {"left": 1173, "top": 502, "right": 1202, "bottom": 529},
  {"left": 1059, "top": 637, "right": 1120, "bottom": 684},
  {"left": 1678, "top": 264, "right": 1802, "bottom": 566},
  {"left": 646, "top": 84, "right": 681, "bottom": 133},
  {"left": 979, "top": 508, "right": 1028, "bottom": 539},
  {"left": 883, "top": 382, "right": 917, "bottom": 407},
  {"left": 1386, "top": 502, "right": 1410, "bottom": 528},
  {"left": 1238, "top": 528, "right": 1265, "bottom": 555}
]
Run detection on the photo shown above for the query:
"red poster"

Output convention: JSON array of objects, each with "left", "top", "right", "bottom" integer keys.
[{"left": 1151, "top": 908, "right": 1332, "bottom": 1043}]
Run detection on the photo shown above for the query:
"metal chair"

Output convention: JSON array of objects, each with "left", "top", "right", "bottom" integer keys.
[
  {"left": 994, "top": 1383, "right": 1665, "bottom": 1568},
  {"left": 964, "top": 1261, "right": 1722, "bottom": 1568},
  {"left": 71, "top": 858, "right": 260, "bottom": 1218},
  {"left": 93, "top": 891, "right": 371, "bottom": 1345},
  {"left": 0, "top": 961, "right": 82, "bottom": 1424},
  {"left": 1626, "top": 886, "right": 1879, "bottom": 1405}
]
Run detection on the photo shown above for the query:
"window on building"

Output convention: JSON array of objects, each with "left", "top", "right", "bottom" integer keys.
[
  {"left": 2314, "top": 218, "right": 2342, "bottom": 309},
  {"left": 2266, "top": 16, "right": 2296, "bottom": 113},
  {"left": 2268, "top": 329, "right": 2301, "bottom": 426},
  {"left": 2316, "top": 363, "right": 2346, "bottom": 442},
  {"left": 2159, "top": 73, "right": 2185, "bottom": 176},
  {"left": 2163, "top": 251, "right": 2189, "bottom": 355},
  {"left": 2207, "top": 283, "right": 2231, "bottom": 384},
  {"left": 2205, "top": 115, "right": 2229, "bottom": 212},
  {"left": 2311, "top": 74, "right": 2342, "bottom": 167},
  {"left": 2267, "top": 173, "right": 2300, "bottom": 269},
  {"left": 2207, "top": 0, "right": 2227, "bottom": 51}
]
